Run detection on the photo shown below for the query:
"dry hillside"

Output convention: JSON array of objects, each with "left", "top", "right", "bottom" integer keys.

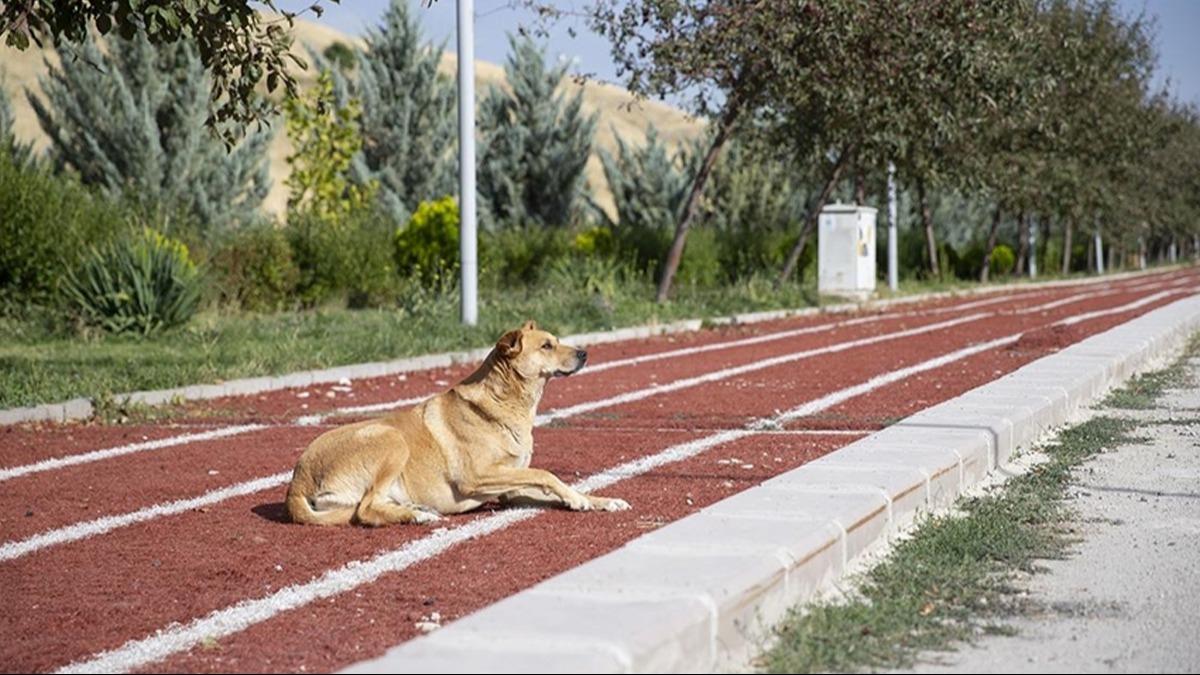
[{"left": 0, "top": 17, "right": 704, "bottom": 220}]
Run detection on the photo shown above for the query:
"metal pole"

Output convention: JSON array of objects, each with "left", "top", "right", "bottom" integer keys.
[
  {"left": 1094, "top": 225, "right": 1104, "bottom": 275},
  {"left": 457, "top": 0, "right": 478, "bottom": 325},
  {"left": 1029, "top": 216, "right": 1038, "bottom": 279},
  {"left": 886, "top": 161, "right": 898, "bottom": 292}
]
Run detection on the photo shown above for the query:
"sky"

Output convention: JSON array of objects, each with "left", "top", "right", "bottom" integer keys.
[{"left": 286, "top": 0, "right": 1200, "bottom": 109}]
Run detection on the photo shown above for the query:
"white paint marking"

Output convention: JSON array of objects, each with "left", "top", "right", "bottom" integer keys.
[
  {"left": 1054, "top": 289, "right": 1181, "bottom": 326},
  {"left": 0, "top": 425, "right": 267, "bottom": 484},
  {"left": 536, "top": 313, "right": 989, "bottom": 425},
  {"left": 0, "top": 472, "right": 292, "bottom": 562}
]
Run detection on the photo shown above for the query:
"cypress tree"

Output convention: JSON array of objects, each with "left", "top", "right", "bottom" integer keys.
[
  {"left": 27, "top": 30, "right": 271, "bottom": 233},
  {"left": 478, "top": 36, "right": 597, "bottom": 229},
  {"left": 321, "top": 0, "right": 457, "bottom": 224},
  {"left": 594, "top": 126, "right": 693, "bottom": 233}
]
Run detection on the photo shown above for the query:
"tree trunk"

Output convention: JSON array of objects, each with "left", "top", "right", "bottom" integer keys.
[
  {"left": 655, "top": 96, "right": 742, "bottom": 303},
  {"left": 1061, "top": 219, "right": 1074, "bottom": 276},
  {"left": 1039, "top": 217, "right": 1051, "bottom": 276},
  {"left": 777, "top": 145, "right": 853, "bottom": 284},
  {"left": 854, "top": 164, "right": 866, "bottom": 205},
  {"left": 917, "top": 177, "right": 939, "bottom": 279},
  {"left": 980, "top": 205, "right": 1004, "bottom": 283},
  {"left": 1015, "top": 212, "right": 1029, "bottom": 277}
]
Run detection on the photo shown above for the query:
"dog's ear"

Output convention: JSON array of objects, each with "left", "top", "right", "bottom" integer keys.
[
  {"left": 521, "top": 320, "right": 538, "bottom": 332},
  {"left": 496, "top": 329, "right": 523, "bottom": 357}
]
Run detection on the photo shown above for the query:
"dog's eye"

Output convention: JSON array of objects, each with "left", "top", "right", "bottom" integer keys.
[{"left": 542, "top": 341, "right": 553, "bottom": 350}]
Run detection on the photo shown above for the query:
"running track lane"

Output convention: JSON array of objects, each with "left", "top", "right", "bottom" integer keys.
[
  {"left": 1, "top": 268, "right": 1188, "bottom": 465},
  {"left": 0, "top": 277, "right": 1185, "bottom": 548},
  {"left": 0, "top": 269, "right": 1193, "bottom": 672}
]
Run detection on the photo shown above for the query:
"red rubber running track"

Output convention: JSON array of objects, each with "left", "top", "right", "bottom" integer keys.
[{"left": 0, "top": 268, "right": 1196, "bottom": 673}]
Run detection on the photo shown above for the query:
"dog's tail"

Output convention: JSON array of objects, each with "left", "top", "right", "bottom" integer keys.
[{"left": 285, "top": 474, "right": 355, "bottom": 526}]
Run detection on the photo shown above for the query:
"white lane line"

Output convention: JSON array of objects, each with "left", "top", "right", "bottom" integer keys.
[
  {"left": 1054, "top": 289, "right": 1184, "bottom": 326},
  {"left": 54, "top": 325, "right": 1036, "bottom": 675},
  {"left": 0, "top": 312, "right": 987, "bottom": 561},
  {"left": 536, "top": 313, "right": 989, "bottom": 425},
  {"left": 294, "top": 394, "right": 432, "bottom": 426},
  {"left": 0, "top": 472, "right": 292, "bottom": 563},
  {"left": 0, "top": 425, "right": 267, "bottom": 484}
]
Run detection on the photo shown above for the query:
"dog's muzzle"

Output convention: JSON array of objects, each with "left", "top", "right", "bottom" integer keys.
[{"left": 555, "top": 349, "right": 588, "bottom": 377}]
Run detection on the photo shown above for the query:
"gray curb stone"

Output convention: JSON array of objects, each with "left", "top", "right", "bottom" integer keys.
[
  {"left": 344, "top": 292, "right": 1200, "bottom": 674},
  {"left": 1, "top": 266, "right": 1180, "bottom": 426}
]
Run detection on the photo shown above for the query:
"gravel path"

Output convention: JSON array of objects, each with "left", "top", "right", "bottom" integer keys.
[{"left": 905, "top": 357, "right": 1200, "bottom": 674}]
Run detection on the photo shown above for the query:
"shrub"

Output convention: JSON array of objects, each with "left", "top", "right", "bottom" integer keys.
[
  {"left": 955, "top": 243, "right": 985, "bottom": 279},
  {"left": 395, "top": 196, "right": 460, "bottom": 288},
  {"left": 989, "top": 244, "right": 1016, "bottom": 277},
  {"left": 481, "top": 226, "right": 572, "bottom": 287},
  {"left": 61, "top": 228, "right": 203, "bottom": 335},
  {"left": 0, "top": 149, "right": 129, "bottom": 313},
  {"left": 288, "top": 208, "right": 399, "bottom": 308},
  {"left": 212, "top": 222, "right": 300, "bottom": 312},
  {"left": 675, "top": 227, "right": 723, "bottom": 287},
  {"left": 571, "top": 225, "right": 617, "bottom": 258}
]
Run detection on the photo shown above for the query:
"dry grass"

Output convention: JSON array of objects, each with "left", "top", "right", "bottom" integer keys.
[{"left": 0, "top": 16, "right": 704, "bottom": 220}]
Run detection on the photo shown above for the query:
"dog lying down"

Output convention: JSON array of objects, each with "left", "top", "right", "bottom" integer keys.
[{"left": 286, "top": 321, "right": 630, "bottom": 526}]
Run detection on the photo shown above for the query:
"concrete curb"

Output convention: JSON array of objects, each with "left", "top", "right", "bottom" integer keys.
[
  {"left": 343, "top": 292, "right": 1200, "bottom": 674},
  {"left": 0, "top": 265, "right": 1182, "bottom": 427}
]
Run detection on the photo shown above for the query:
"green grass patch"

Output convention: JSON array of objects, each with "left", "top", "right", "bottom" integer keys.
[
  {"left": 0, "top": 276, "right": 819, "bottom": 409},
  {"left": 759, "top": 341, "right": 1193, "bottom": 673}
]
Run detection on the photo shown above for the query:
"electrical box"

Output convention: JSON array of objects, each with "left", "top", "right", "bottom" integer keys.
[{"left": 818, "top": 203, "right": 877, "bottom": 299}]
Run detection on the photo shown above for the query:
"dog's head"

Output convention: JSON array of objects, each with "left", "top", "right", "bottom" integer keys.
[{"left": 495, "top": 320, "right": 587, "bottom": 379}]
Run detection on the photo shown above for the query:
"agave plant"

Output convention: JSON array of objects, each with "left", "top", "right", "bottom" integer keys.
[{"left": 62, "top": 227, "right": 203, "bottom": 335}]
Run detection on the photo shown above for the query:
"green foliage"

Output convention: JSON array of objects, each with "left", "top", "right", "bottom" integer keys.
[
  {"left": 0, "top": 149, "right": 130, "bottom": 312},
  {"left": 482, "top": 227, "right": 573, "bottom": 287},
  {"left": 61, "top": 227, "right": 202, "bottom": 335},
  {"left": 212, "top": 223, "right": 300, "bottom": 312},
  {"left": 323, "top": 41, "right": 356, "bottom": 73},
  {"left": 571, "top": 226, "right": 617, "bottom": 258},
  {"left": 321, "top": 0, "right": 457, "bottom": 223},
  {"left": 478, "top": 35, "right": 598, "bottom": 229},
  {"left": 1, "top": 0, "right": 328, "bottom": 143},
  {"left": 284, "top": 71, "right": 377, "bottom": 224},
  {"left": 395, "top": 197, "right": 461, "bottom": 288},
  {"left": 705, "top": 140, "right": 807, "bottom": 281},
  {"left": 28, "top": 29, "right": 271, "bottom": 235},
  {"left": 595, "top": 127, "right": 694, "bottom": 275},
  {"left": 287, "top": 207, "right": 398, "bottom": 309},
  {"left": 990, "top": 244, "right": 1015, "bottom": 277}
]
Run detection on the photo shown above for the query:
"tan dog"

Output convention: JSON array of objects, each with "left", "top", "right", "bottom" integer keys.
[{"left": 285, "top": 321, "right": 630, "bottom": 526}]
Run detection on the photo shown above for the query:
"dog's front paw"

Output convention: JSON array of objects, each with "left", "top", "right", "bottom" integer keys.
[
  {"left": 564, "top": 491, "right": 593, "bottom": 511},
  {"left": 590, "top": 496, "right": 631, "bottom": 512}
]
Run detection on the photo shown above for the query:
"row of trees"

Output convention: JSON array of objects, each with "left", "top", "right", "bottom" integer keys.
[{"left": 566, "top": 0, "right": 1200, "bottom": 298}]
